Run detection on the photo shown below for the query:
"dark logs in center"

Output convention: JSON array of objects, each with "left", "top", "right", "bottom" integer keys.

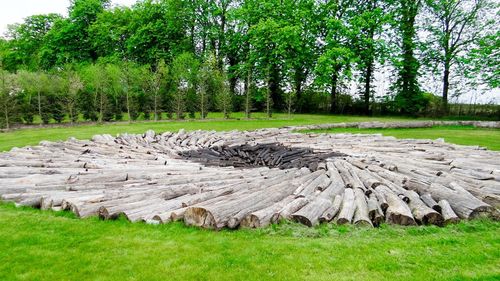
[{"left": 179, "top": 143, "right": 347, "bottom": 171}]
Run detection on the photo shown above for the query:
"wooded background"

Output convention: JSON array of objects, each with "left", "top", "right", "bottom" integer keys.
[{"left": 0, "top": 0, "right": 498, "bottom": 128}]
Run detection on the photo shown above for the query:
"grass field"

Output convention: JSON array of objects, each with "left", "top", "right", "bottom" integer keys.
[
  {"left": 0, "top": 203, "right": 499, "bottom": 281},
  {"left": 0, "top": 114, "right": 499, "bottom": 280}
]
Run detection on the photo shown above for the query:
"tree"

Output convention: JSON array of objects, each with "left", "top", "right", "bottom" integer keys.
[
  {"left": 315, "top": 0, "right": 355, "bottom": 114},
  {"left": 464, "top": 31, "right": 500, "bottom": 89},
  {"left": 351, "top": 0, "right": 388, "bottom": 114},
  {"left": 244, "top": 65, "right": 253, "bottom": 119},
  {"left": 40, "top": 0, "right": 110, "bottom": 68},
  {"left": 21, "top": 71, "right": 51, "bottom": 125},
  {"left": 81, "top": 63, "right": 109, "bottom": 123},
  {"left": 171, "top": 53, "right": 199, "bottom": 119},
  {"left": 392, "top": 0, "right": 425, "bottom": 115},
  {"left": 16, "top": 70, "right": 37, "bottom": 124},
  {"left": 127, "top": 0, "right": 190, "bottom": 65},
  {"left": 148, "top": 60, "right": 169, "bottom": 121},
  {"left": 89, "top": 7, "right": 133, "bottom": 60},
  {"left": 0, "top": 67, "right": 18, "bottom": 129},
  {"left": 215, "top": 72, "right": 232, "bottom": 119},
  {"left": 198, "top": 55, "right": 211, "bottom": 119},
  {"left": 5, "top": 14, "right": 62, "bottom": 70},
  {"left": 62, "top": 68, "right": 84, "bottom": 124},
  {"left": 423, "top": 0, "right": 494, "bottom": 111}
]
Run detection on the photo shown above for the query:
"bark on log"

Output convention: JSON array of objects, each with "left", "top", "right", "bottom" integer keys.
[
  {"left": 291, "top": 197, "right": 332, "bottom": 227},
  {"left": 319, "top": 194, "right": 344, "bottom": 223},
  {"left": 377, "top": 185, "right": 416, "bottom": 226},
  {"left": 336, "top": 188, "right": 355, "bottom": 224},
  {"left": 353, "top": 188, "right": 373, "bottom": 227},
  {"left": 438, "top": 199, "right": 460, "bottom": 224}
]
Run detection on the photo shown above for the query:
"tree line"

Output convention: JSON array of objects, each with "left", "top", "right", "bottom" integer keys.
[{"left": 0, "top": 0, "right": 498, "bottom": 128}]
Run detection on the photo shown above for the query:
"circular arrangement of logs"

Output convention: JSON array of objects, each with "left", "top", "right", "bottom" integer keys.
[{"left": 0, "top": 123, "right": 499, "bottom": 230}]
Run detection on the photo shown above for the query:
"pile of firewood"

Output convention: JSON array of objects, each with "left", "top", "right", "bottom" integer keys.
[
  {"left": 0, "top": 124, "right": 498, "bottom": 230},
  {"left": 179, "top": 143, "right": 346, "bottom": 170}
]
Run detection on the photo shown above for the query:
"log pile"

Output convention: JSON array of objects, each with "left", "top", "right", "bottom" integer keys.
[
  {"left": 179, "top": 143, "right": 346, "bottom": 170},
  {"left": 294, "top": 120, "right": 500, "bottom": 130},
  {"left": 0, "top": 124, "right": 499, "bottom": 230}
]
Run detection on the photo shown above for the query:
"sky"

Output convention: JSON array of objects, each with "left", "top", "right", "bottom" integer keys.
[{"left": 0, "top": 0, "right": 136, "bottom": 36}]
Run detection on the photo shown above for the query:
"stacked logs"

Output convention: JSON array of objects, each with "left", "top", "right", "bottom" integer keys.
[
  {"left": 0, "top": 125, "right": 498, "bottom": 230},
  {"left": 179, "top": 143, "right": 346, "bottom": 170}
]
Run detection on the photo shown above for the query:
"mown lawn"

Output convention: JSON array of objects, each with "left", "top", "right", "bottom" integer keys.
[
  {"left": 0, "top": 115, "right": 499, "bottom": 280},
  {"left": 0, "top": 203, "right": 499, "bottom": 281}
]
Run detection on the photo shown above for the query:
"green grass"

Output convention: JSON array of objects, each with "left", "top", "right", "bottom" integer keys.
[
  {"left": 0, "top": 113, "right": 419, "bottom": 151},
  {"left": 306, "top": 125, "right": 500, "bottom": 151},
  {"left": 1, "top": 114, "right": 499, "bottom": 280},
  {"left": 0, "top": 203, "right": 499, "bottom": 281}
]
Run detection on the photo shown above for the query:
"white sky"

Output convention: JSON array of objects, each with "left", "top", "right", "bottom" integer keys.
[{"left": 0, "top": 0, "right": 137, "bottom": 36}]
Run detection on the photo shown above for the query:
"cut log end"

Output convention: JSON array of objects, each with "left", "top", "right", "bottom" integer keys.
[
  {"left": 420, "top": 213, "right": 444, "bottom": 226},
  {"left": 184, "top": 207, "right": 217, "bottom": 229},
  {"left": 386, "top": 213, "right": 417, "bottom": 226},
  {"left": 469, "top": 207, "right": 494, "bottom": 220},
  {"left": 291, "top": 214, "right": 314, "bottom": 227}
]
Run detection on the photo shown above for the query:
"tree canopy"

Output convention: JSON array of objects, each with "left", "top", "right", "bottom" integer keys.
[{"left": 0, "top": 0, "right": 498, "bottom": 128}]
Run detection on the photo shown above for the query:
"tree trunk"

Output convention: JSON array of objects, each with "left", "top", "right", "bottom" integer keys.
[
  {"left": 38, "top": 90, "right": 42, "bottom": 127},
  {"left": 154, "top": 90, "right": 158, "bottom": 122},
  {"left": 442, "top": 59, "right": 450, "bottom": 113},
  {"left": 294, "top": 67, "right": 304, "bottom": 113},
  {"left": 99, "top": 90, "right": 104, "bottom": 124},
  {"left": 330, "top": 66, "right": 341, "bottom": 114},
  {"left": 364, "top": 61, "right": 373, "bottom": 115},
  {"left": 266, "top": 75, "right": 272, "bottom": 119},
  {"left": 246, "top": 68, "right": 252, "bottom": 119},
  {"left": 200, "top": 88, "right": 205, "bottom": 120},
  {"left": 4, "top": 107, "right": 9, "bottom": 130},
  {"left": 126, "top": 90, "right": 131, "bottom": 123}
]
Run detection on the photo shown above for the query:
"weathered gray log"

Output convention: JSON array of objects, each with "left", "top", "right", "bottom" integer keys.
[
  {"left": 438, "top": 199, "right": 460, "bottom": 224},
  {"left": 333, "top": 160, "right": 356, "bottom": 188},
  {"left": 270, "top": 197, "right": 309, "bottom": 223},
  {"left": 336, "top": 188, "right": 355, "bottom": 224},
  {"left": 291, "top": 197, "right": 332, "bottom": 227},
  {"left": 420, "top": 193, "right": 441, "bottom": 213},
  {"left": 405, "top": 179, "right": 493, "bottom": 219},
  {"left": 319, "top": 194, "right": 344, "bottom": 223},
  {"left": 352, "top": 188, "right": 373, "bottom": 227},
  {"left": 405, "top": 190, "right": 443, "bottom": 225},
  {"left": 377, "top": 185, "right": 416, "bottom": 226},
  {"left": 366, "top": 193, "right": 384, "bottom": 226},
  {"left": 240, "top": 196, "right": 294, "bottom": 228},
  {"left": 373, "top": 189, "right": 388, "bottom": 212}
]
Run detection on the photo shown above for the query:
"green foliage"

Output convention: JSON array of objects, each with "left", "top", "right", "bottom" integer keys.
[
  {"left": 171, "top": 52, "right": 199, "bottom": 119},
  {"left": 421, "top": 0, "right": 496, "bottom": 107},
  {"left": 0, "top": 0, "right": 496, "bottom": 123},
  {"left": 464, "top": 31, "right": 500, "bottom": 89}
]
